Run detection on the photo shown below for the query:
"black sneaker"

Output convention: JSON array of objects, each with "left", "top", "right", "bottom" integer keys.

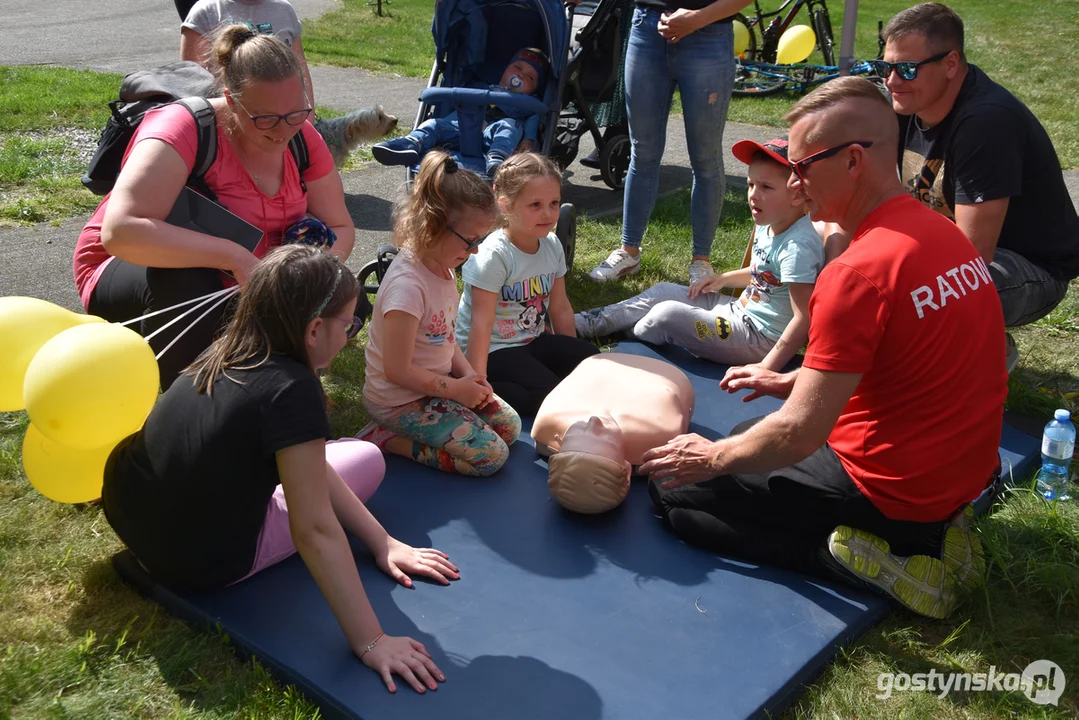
[{"left": 372, "top": 141, "right": 419, "bottom": 167}]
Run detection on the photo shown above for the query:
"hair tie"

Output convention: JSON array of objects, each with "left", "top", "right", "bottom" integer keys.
[{"left": 444, "top": 157, "right": 458, "bottom": 174}]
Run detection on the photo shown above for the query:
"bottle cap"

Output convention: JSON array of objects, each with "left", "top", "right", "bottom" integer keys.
[{"left": 1054, "top": 409, "right": 1071, "bottom": 422}]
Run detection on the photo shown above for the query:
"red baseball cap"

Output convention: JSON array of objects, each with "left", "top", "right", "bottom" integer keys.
[{"left": 732, "top": 137, "right": 790, "bottom": 166}]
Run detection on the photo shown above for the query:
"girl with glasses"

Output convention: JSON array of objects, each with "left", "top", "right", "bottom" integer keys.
[
  {"left": 360, "top": 151, "right": 522, "bottom": 477},
  {"left": 74, "top": 25, "right": 352, "bottom": 390},
  {"left": 103, "top": 246, "right": 457, "bottom": 695}
]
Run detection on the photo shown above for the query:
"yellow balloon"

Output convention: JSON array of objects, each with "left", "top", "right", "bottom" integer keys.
[
  {"left": 776, "top": 24, "right": 816, "bottom": 65},
  {"left": 22, "top": 424, "right": 115, "bottom": 504},
  {"left": 24, "top": 322, "right": 159, "bottom": 450},
  {"left": 0, "top": 297, "right": 104, "bottom": 412},
  {"left": 733, "top": 20, "right": 750, "bottom": 57}
]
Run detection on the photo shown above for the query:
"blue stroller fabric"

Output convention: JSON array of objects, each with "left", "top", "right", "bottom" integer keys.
[{"left": 112, "top": 342, "right": 1040, "bottom": 720}]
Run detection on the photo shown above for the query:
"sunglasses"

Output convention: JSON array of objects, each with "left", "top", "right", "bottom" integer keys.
[
  {"left": 326, "top": 315, "right": 365, "bottom": 340},
  {"left": 789, "top": 140, "right": 874, "bottom": 182},
  {"left": 232, "top": 96, "right": 313, "bottom": 131},
  {"left": 447, "top": 225, "right": 485, "bottom": 251},
  {"left": 869, "top": 50, "right": 951, "bottom": 81}
]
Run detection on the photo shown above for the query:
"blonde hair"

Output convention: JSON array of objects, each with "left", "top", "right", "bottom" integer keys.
[
  {"left": 783, "top": 76, "right": 892, "bottom": 127},
  {"left": 184, "top": 245, "right": 358, "bottom": 395},
  {"left": 392, "top": 151, "right": 497, "bottom": 254},
  {"left": 211, "top": 24, "right": 304, "bottom": 97},
  {"left": 548, "top": 451, "right": 631, "bottom": 514},
  {"left": 492, "top": 153, "right": 562, "bottom": 228}
]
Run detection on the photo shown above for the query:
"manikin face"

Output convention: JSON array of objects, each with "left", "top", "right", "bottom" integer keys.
[{"left": 559, "top": 414, "right": 626, "bottom": 465}]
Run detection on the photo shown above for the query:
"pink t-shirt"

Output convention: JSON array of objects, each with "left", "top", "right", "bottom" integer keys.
[
  {"left": 363, "top": 250, "right": 461, "bottom": 407},
  {"left": 73, "top": 102, "right": 335, "bottom": 309}
]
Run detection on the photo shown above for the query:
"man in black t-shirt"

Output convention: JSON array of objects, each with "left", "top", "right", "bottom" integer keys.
[{"left": 877, "top": 3, "right": 1078, "bottom": 369}]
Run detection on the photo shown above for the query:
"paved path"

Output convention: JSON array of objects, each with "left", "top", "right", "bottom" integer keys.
[{"left": 1, "top": 0, "right": 1076, "bottom": 311}]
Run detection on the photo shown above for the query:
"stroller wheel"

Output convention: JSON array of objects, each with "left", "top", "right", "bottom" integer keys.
[
  {"left": 357, "top": 243, "right": 399, "bottom": 296},
  {"left": 599, "top": 134, "right": 631, "bottom": 190},
  {"left": 555, "top": 203, "right": 577, "bottom": 271}
]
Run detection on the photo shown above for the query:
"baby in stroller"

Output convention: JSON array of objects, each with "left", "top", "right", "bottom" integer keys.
[{"left": 372, "top": 48, "right": 549, "bottom": 177}]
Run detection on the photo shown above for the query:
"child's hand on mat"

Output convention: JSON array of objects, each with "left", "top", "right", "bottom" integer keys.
[
  {"left": 688, "top": 274, "right": 723, "bottom": 299},
  {"left": 360, "top": 634, "right": 446, "bottom": 694},
  {"left": 639, "top": 433, "right": 722, "bottom": 488},
  {"left": 377, "top": 537, "right": 460, "bottom": 588},
  {"left": 454, "top": 375, "right": 493, "bottom": 408},
  {"left": 720, "top": 365, "right": 794, "bottom": 402}
]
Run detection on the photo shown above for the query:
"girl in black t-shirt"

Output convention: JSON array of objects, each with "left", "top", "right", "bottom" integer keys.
[{"left": 103, "top": 245, "right": 456, "bottom": 695}]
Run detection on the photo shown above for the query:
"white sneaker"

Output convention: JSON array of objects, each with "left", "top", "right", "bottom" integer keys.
[
  {"left": 688, "top": 259, "right": 716, "bottom": 285},
  {"left": 589, "top": 248, "right": 641, "bottom": 283}
]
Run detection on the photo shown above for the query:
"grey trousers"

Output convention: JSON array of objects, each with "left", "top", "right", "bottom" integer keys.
[
  {"left": 575, "top": 281, "right": 774, "bottom": 364},
  {"left": 990, "top": 248, "right": 1070, "bottom": 327}
]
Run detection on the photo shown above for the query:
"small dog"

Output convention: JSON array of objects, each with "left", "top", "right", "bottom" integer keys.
[{"left": 315, "top": 106, "right": 398, "bottom": 168}]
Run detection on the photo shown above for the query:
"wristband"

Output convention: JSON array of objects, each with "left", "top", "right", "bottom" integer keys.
[{"left": 359, "top": 632, "right": 385, "bottom": 659}]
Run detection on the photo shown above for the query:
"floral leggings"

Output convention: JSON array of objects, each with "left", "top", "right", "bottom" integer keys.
[{"left": 364, "top": 394, "right": 522, "bottom": 476}]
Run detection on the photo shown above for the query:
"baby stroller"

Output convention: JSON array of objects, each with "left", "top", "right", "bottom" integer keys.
[
  {"left": 360, "top": 0, "right": 579, "bottom": 293},
  {"left": 549, "top": 0, "right": 632, "bottom": 190}
]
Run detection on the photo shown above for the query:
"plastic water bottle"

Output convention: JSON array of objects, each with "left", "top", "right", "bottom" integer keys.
[{"left": 1036, "top": 409, "right": 1074, "bottom": 501}]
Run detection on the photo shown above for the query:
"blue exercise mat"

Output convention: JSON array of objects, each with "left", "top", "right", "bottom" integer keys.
[{"left": 113, "top": 341, "right": 1040, "bottom": 720}]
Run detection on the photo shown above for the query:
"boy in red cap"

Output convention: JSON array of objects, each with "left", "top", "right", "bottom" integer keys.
[
  {"left": 373, "top": 48, "right": 548, "bottom": 177},
  {"left": 576, "top": 137, "right": 825, "bottom": 371}
]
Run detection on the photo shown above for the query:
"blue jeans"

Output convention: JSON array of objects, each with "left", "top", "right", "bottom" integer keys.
[
  {"left": 410, "top": 112, "right": 524, "bottom": 173},
  {"left": 622, "top": 8, "right": 734, "bottom": 258}
]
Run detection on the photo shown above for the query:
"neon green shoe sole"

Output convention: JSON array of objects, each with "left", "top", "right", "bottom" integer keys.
[
  {"left": 942, "top": 503, "right": 985, "bottom": 588},
  {"left": 828, "top": 526, "right": 957, "bottom": 620}
]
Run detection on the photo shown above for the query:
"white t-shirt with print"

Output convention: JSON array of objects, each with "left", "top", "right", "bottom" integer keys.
[
  {"left": 184, "top": 0, "right": 302, "bottom": 47},
  {"left": 738, "top": 214, "right": 825, "bottom": 341},
  {"left": 456, "top": 230, "right": 567, "bottom": 354}
]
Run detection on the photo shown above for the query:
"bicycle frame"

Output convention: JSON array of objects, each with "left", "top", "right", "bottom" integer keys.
[
  {"left": 739, "top": 59, "right": 879, "bottom": 93},
  {"left": 743, "top": 0, "right": 832, "bottom": 64}
]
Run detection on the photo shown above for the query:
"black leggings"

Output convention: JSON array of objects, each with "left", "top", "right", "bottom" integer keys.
[
  {"left": 88, "top": 259, "right": 231, "bottom": 391},
  {"left": 485, "top": 333, "right": 600, "bottom": 417},
  {"left": 649, "top": 419, "right": 952, "bottom": 580},
  {"left": 174, "top": 0, "right": 198, "bottom": 21}
]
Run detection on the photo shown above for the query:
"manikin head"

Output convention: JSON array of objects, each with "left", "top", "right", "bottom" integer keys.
[{"left": 547, "top": 414, "right": 632, "bottom": 514}]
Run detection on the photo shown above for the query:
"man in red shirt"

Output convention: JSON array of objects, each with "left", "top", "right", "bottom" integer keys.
[{"left": 640, "top": 77, "right": 1007, "bottom": 619}]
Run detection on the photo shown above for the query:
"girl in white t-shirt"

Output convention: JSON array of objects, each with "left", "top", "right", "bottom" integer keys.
[
  {"left": 360, "top": 151, "right": 521, "bottom": 476},
  {"left": 456, "top": 153, "right": 598, "bottom": 416}
]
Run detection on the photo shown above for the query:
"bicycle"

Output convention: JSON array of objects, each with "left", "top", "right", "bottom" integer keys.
[
  {"left": 733, "top": 58, "right": 887, "bottom": 97},
  {"left": 734, "top": 0, "right": 835, "bottom": 68}
]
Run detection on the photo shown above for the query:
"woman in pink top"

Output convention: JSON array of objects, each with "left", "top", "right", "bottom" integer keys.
[{"left": 73, "top": 25, "right": 352, "bottom": 389}]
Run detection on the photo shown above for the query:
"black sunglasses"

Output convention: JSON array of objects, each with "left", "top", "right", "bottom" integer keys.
[
  {"left": 869, "top": 50, "right": 951, "bottom": 82},
  {"left": 327, "top": 315, "right": 365, "bottom": 340},
  {"left": 233, "top": 96, "right": 313, "bottom": 130},
  {"left": 447, "top": 225, "right": 485, "bottom": 251},
  {"left": 789, "top": 141, "right": 874, "bottom": 182}
]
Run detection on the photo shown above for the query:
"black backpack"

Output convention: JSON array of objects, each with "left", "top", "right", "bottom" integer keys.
[{"left": 82, "top": 60, "right": 310, "bottom": 199}]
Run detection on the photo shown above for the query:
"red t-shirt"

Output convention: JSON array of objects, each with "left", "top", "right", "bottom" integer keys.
[
  {"left": 73, "top": 102, "right": 335, "bottom": 309},
  {"left": 803, "top": 194, "right": 1007, "bottom": 522}
]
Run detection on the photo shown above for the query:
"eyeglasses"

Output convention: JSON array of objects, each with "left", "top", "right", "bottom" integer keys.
[
  {"left": 232, "top": 96, "right": 312, "bottom": 130},
  {"left": 789, "top": 141, "right": 874, "bottom": 182},
  {"left": 447, "top": 225, "right": 485, "bottom": 251},
  {"left": 869, "top": 51, "right": 951, "bottom": 82},
  {"left": 326, "top": 315, "right": 365, "bottom": 340}
]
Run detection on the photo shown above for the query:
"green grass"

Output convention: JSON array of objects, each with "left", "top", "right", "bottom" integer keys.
[
  {"left": 302, "top": 0, "right": 1079, "bottom": 168},
  {"left": 0, "top": 66, "right": 121, "bottom": 226},
  {"left": 3, "top": 188, "right": 1078, "bottom": 717}
]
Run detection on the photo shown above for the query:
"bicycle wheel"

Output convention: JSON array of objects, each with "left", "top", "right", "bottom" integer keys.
[
  {"left": 812, "top": 7, "right": 835, "bottom": 66},
  {"left": 733, "top": 62, "right": 789, "bottom": 97}
]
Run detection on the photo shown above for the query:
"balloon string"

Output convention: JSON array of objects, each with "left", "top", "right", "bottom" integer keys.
[
  {"left": 143, "top": 286, "right": 239, "bottom": 345},
  {"left": 154, "top": 287, "right": 240, "bottom": 361},
  {"left": 119, "top": 286, "right": 237, "bottom": 327}
]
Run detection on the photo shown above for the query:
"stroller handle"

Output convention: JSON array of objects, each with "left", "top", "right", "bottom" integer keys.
[{"left": 419, "top": 87, "right": 549, "bottom": 117}]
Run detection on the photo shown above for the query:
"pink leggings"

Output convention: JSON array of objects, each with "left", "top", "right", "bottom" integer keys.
[{"left": 237, "top": 439, "right": 386, "bottom": 582}]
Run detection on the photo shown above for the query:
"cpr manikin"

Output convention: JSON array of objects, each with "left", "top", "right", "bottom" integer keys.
[
  {"left": 534, "top": 353, "right": 696, "bottom": 513},
  {"left": 547, "top": 414, "right": 632, "bottom": 514}
]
